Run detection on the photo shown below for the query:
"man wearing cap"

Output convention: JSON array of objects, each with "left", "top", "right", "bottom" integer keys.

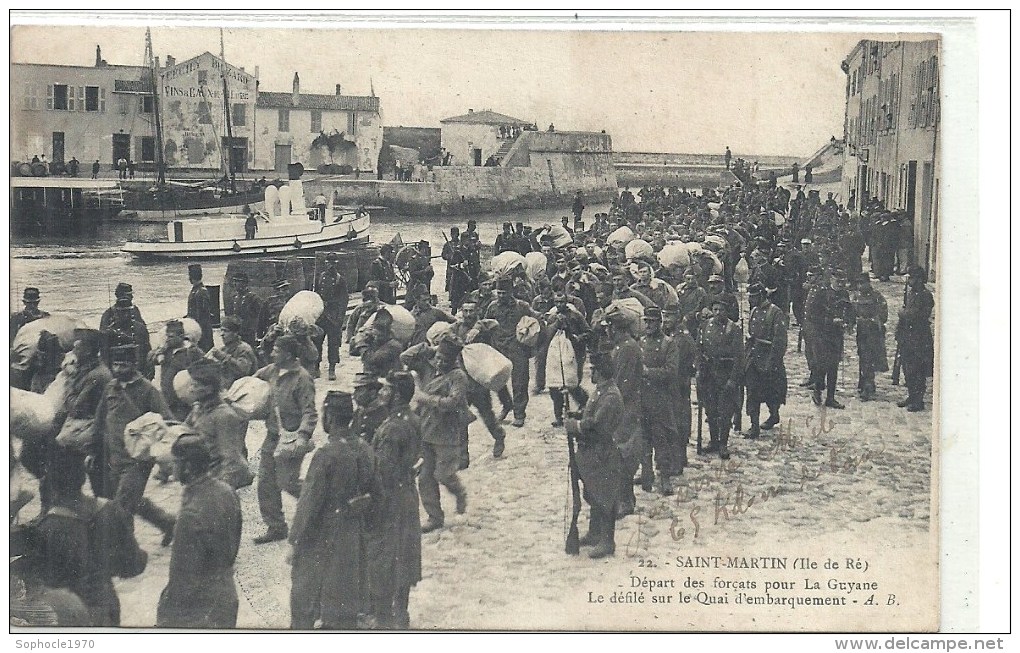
[
  {"left": 316, "top": 253, "right": 349, "bottom": 381},
  {"left": 369, "top": 244, "right": 399, "bottom": 305},
  {"left": 356, "top": 308, "right": 405, "bottom": 378},
  {"left": 637, "top": 306, "right": 682, "bottom": 494},
  {"left": 346, "top": 285, "right": 382, "bottom": 347},
  {"left": 566, "top": 340, "right": 623, "bottom": 559},
  {"left": 351, "top": 372, "right": 387, "bottom": 444},
  {"left": 156, "top": 432, "right": 242, "bottom": 628},
  {"left": 630, "top": 259, "right": 678, "bottom": 312},
  {"left": 149, "top": 320, "right": 205, "bottom": 421},
  {"left": 406, "top": 241, "right": 435, "bottom": 301},
  {"left": 743, "top": 283, "right": 788, "bottom": 438},
  {"left": 50, "top": 328, "right": 112, "bottom": 497},
  {"left": 493, "top": 222, "right": 515, "bottom": 255},
  {"left": 676, "top": 271, "right": 707, "bottom": 338},
  {"left": 184, "top": 359, "right": 253, "bottom": 490},
  {"left": 602, "top": 309, "right": 645, "bottom": 512},
  {"left": 700, "top": 274, "right": 740, "bottom": 324},
  {"left": 485, "top": 277, "right": 540, "bottom": 427},
  {"left": 805, "top": 269, "right": 853, "bottom": 409},
  {"left": 185, "top": 264, "right": 214, "bottom": 352},
  {"left": 367, "top": 372, "right": 423, "bottom": 629},
  {"left": 441, "top": 227, "right": 469, "bottom": 312},
  {"left": 545, "top": 291, "right": 590, "bottom": 428},
  {"left": 870, "top": 212, "right": 899, "bottom": 282},
  {"left": 100, "top": 283, "right": 154, "bottom": 378},
  {"left": 851, "top": 273, "right": 888, "bottom": 402},
  {"left": 257, "top": 278, "right": 294, "bottom": 341},
  {"left": 93, "top": 344, "right": 178, "bottom": 545},
  {"left": 416, "top": 333, "right": 471, "bottom": 533},
  {"left": 253, "top": 334, "right": 318, "bottom": 544},
  {"left": 895, "top": 266, "right": 934, "bottom": 412},
  {"left": 288, "top": 390, "right": 381, "bottom": 630},
  {"left": 450, "top": 300, "right": 511, "bottom": 456},
  {"left": 697, "top": 298, "right": 744, "bottom": 459},
  {"left": 408, "top": 288, "right": 455, "bottom": 347},
  {"left": 207, "top": 316, "right": 258, "bottom": 386},
  {"left": 10, "top": 287, "right": 49, "bottom": 344},
  {"left": 230, "top": 273, "right": 263, "bottom": 351}
]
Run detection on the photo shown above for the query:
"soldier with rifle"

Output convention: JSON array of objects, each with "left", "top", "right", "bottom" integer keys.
[
  {"left": 564, "top": 339, "right": 623, "bottom": 559},
  {"left": 742, "top": 283, "right": 788, "bottom": 438},
  {"left": 697, "top": 297, "right": 744, "bottom": 460}
]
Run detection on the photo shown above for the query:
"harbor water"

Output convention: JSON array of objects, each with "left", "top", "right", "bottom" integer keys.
[{"left": 9, "top": 203, "right": 610, "bottom": 329}]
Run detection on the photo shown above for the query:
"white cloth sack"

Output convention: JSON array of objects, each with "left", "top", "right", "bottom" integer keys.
[
  {"left": 279, "top": 290, "right": 325, "bottom": 327},
  {"left": 524, "top": 252, "right": 548, "bottom": 281},
  {"left": 607, "top": 226, "right": 635, "bottom": 246},
  {"left": 515, "top": 315, "right": 542, "bottom": 348},
  {"left": 544, "top": 330, "right": 578, "bottom": 389},
  {"left": 10, "top": 388, "right": 58, "bottom": 444},
  {"left": 11, "top": 315, "right": 83, "bottom": 371},
  {"left": 172, "top": 369, "right": 201, "bottom": 405},
  {"left": 425, "top": 321, "right": 453, "bottom": 346},
  {"left": 545, "top": 225, "right": 573, "bottom": 249},
  {"left": 461, "top": 343, "right": 513, "bottom": 392},
  {"left": 624, "top": 238, "right": 654, "bottom": 261},
  {"left": 363, "top": 305, "right": 416, "bottom": 344},
  {"left": 657, "top": 242, "right": 692, "bottom": 268},
  {"left": 223, "top": 376, "right": 271, "bottom": 421},
  {"left": 490, "top": 251, "right": 526, "bottom": 276},
  {"left": 123, "top": 412, "right": 170, "bottom": 461}
]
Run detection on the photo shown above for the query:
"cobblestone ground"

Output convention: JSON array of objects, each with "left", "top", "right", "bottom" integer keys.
[{"left": 96, "top": 272, "right": 935, "bottom": 630}]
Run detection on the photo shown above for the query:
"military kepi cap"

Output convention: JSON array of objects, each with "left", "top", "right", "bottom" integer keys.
[
  {"left": 110, "top": 343, "right": 138, "bottom": 363},
  {"left": 23, "top": 287, "right": 40, "bottom": 301},
  {"left": 115, "top": 282, "right": 133, "bottom": 298},
  {"left": 748, "top": 282, "right": 766, "bottom": 296},
  {"left": 642, "top": 306, "right": 663, "bottom": 321},
  {"left": 352, "top": 372, "right": 381, "bottom": 388}
]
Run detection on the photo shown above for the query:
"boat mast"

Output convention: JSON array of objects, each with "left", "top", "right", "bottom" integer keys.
[
  {"left": 145, "top": 28, "right": 166, "bottom": 187},
  {"left": 220, "top": 28, "right": 236, "bottom": 193}
]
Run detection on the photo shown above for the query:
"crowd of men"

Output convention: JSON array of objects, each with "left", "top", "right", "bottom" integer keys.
[{"left": 9, "top": 180, "right": 934, "bottom": 630}]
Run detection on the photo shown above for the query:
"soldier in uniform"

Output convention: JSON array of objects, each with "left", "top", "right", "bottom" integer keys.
[
  {"left": 346, "top": 285, "right": 382, "bottom": 347},
  {"left": 351, "top": 372, "right": 388, "bottom": 443},
  {"left": 697, "top": 297, "right": 744, "bottom": 459},
  {"left": 368, "top": 372, "right": 423, "bottom": 629},
  {"left": 701, "top": 274, "right": 740, "bottom": 324},
  {"left": 441, "top": 227, "right": 470, "bottom": 313},
  {"left": 186, "top": 264, "right": 214, "bottom": 352},
  {"left": 603, "top": 309, "right": 645, "bottom": 513},
  {"left": 450, "top": 299, "right": 510, "bottom": 457},
  {"left": 676, "top": 271, "right": 707, "bottom": 337},
  {"left": 317, "top": 252, "right": 349, "bottom": 381},
  {"left": 742, "top": 283, "right": 788, "bottom": 438},
  {"left": 805, "top": 269, "right": 853, "bottom": 408},
  {"left": 369, "top": 244, "right": 399, "bottom": 305},
  {"left": 484, "top": 278, "right": 539, "bottom": 427},
  {"left": 288, "top": 390, "right": 380, "bottom": 630},
  {"left": 416, "top": 334, "right": 471, "bottom": 533},
  {"left": 354, "top": 308, "right": 405, "bottom": 378},
  {"left": 157, "top": 433, "right": 242, "bottom": 628},
  {"left": 230, "top": 273, "right": 262, "bottom": 352},
  {"left": 851, "top": 273, "right": 888, "bottom": 401},
  {"left": 661, "top": 306, "right": 697, "bottom": 471},
  {"left": 565, "top": 340, "right": 624, "bottom": 559},
  {"left": 99, "top": 283, "right": 153, "bottom": 378},
  {"left": 638, "top": 307, "right": 682, "bottom": 495},
  {"left": 10, "top": 286, "right": 49, "bottom": 344},
  {"left": 895, "top": 266, "right": 934, "bottom": 412}
]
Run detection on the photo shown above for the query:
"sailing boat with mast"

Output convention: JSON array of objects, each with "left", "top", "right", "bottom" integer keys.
[{"left": 119, "top": 28, "right": 265, "bottom": 220}]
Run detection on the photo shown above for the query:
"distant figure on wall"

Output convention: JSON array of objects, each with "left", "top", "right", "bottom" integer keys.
[
  {"left": 117, "top": 157, "right": 128, "bottom": 180},
  {"left": 92, "top": 160, "right": 101, "bottom": 179},
  {"left": 804, "top": 164, "right": 813, "bottom": 184},
  {"left": 724, "top": 146, "right": 732, "bottom": 170},
  {"left": 791, "top": 162, "right": 800, "bottom": 183}
]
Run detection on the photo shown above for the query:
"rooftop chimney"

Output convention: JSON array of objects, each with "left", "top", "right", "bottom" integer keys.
[
  {"left": 95, "top": 45, "right": 102, "bottom": 67},
  {"left": 292, "top": 72, "right": 300, "bottom": 106},
  {"left": 166, "top": 55, "right": 175, "bottom": 68},
  {"left": 335, "top": 84, "right": 342, "bottom": 96},
  {"left": 468, "top": 108, "right": 474, "bottom": 113}
]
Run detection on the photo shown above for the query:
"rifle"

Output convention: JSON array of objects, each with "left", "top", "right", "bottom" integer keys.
[
  {"left": 561, "top": 349, "right": 582, "bottom": 556},
  {"left": 696, "top": 386, "right": 704, "bottom": 455}
]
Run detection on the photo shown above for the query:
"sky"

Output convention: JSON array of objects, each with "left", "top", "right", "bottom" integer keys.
[{"left": 10, "top": 16, "right": 924, "bottom": 157}]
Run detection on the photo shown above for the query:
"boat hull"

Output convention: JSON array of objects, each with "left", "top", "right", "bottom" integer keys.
[{"left": 122, "top": 216, "right": 370, "bottom": 260}]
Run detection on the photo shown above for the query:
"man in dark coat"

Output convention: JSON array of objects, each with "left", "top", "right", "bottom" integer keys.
[
  {"left": 441, "top": 227, "right": 470, "bottom": 312},
  {"left": 149, "top": 320, "right": 204, "bottom": 422},
  {"left": 157, "top": 433, "right": 242, "bottom": 628},
  {"left": 805, "top": 270, "right": 853, "bottom": 409},
  {"left": 743, "top": 283, "right": 788, "bottom": 438},
  {"left": 288, "top": 390, "right": 381, "bottom": 630},
  {"left": 697, "top": 297, "right": 744, "bottom": 459},
  {"left": 368, "top": 372, "right": 423, "bottom": 629},
  {"left": 316, "top": 253, "right": 349, "bottom": 381},
  {"left": 493, "top": 222, "right": 515, "bottom": 255},
  {"left": 852, "top": 274, "right": 888, "bottom": 401},
  {"left": 186, "top": 264, "right": 214, "bottom": 352},
  {"left": 10, "top": 286, "right": 49, "bottom": 344},
  {"left": 100, "top": 283, "right": 153, "bottom": 378},
  {"left": 207, "top": 316, "right": 258, "bottom": 387},
  {"left": 638, "top": 307, "right": 682, "bottom": 495},
  {"left": 661, "top": 306, "right": 697, "bottom": 471},
  {"left": 93, "top": 344, "right": 177, "bottom": 545},
  {"left": 369, "top": 244, "right": 399, "bottom": 304},
  {"left": 351, "top": 372, "right": 388, "bottom": 444},
  {"left": 896, "top": 266, "right": 935, "bottom": 411},
  {"left": 566, "top": 341, "right": 624, "bottom": 559},
  {"left": 16, "top": 452, "right": 147, "bottom": 626},
  {"left": 871, "top": 213, "right": 899, "bottom": 281},
  {"left": 450, "top": 300, "right": 511, "bottom": 457},
  {"left": 231, "top": 273, "right": 263, "bottom": 351},
  {"left": 257, "top": 279, "right": 293, "bottom": 342},
  {"left": 354, "top": 308, "right": 405, "bottom": 378},
  {"left": 184, "top": 359, "right": 253, "bottom": 490},
  {"left": 604, "top": 309, "right": 644, "bottom": 515}
]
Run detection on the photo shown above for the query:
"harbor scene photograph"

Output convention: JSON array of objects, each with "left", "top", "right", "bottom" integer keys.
[{"left": 7, "top": 11, "right": 998, "bottom": 644}]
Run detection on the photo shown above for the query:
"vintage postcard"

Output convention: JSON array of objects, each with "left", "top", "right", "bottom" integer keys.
[{"left": 9, "top": 13, "right": 959, "bottom": 635}]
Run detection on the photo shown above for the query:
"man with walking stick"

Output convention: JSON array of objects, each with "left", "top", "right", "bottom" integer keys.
[{"left": 564, "top": 339, "right": 623, "bottom": 559}]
